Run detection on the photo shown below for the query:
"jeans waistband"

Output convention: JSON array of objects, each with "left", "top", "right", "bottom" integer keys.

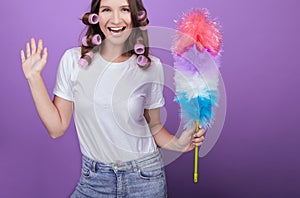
[{"left": 82, "top": 150, "right": 163, "bottom": 172}]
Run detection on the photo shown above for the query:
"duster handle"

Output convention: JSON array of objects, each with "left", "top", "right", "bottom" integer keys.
[{"left": 194, "top": 120, "right": 200, "bottom": 183}]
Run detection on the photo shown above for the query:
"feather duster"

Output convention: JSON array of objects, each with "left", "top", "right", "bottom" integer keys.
[
  {"left": 172, "top": 9, "right": 222, "bottom": 182},
  {"left": 173, "top": 8, "right": 222, "bottom": 130}
]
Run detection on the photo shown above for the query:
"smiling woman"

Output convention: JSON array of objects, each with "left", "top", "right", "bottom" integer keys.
[
  {"left": 20, "top": 0, "right": 205, "bottom": 197},
  {"left": 98, "top": 0, "right": 133, "bottom": 55},
  {"left": 80, "top": 0, "right": 152, "bottom": 68}
]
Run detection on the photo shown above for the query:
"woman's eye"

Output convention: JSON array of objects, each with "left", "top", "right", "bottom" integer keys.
[
  {"left": 101, "top": 8, "right": 111, "bottom": 12},
  {"left": 122, "top": 8, "right": 130, "bottom": 12}
]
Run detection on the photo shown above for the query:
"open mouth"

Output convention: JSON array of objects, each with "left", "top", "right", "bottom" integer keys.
[{"left": 108, "top": 27, "right": 126, "bottom": 33}]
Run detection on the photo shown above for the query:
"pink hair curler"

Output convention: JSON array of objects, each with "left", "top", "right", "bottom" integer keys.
[
  {"left": 82, "top": 13, "right": 99, "bottom": 25},
  {"left": 137, "top": 10, "right": 146, "bottom": 21},
  {"left": 78, "top": 58, "right": 89, "bottom": 69},
  {"left": 140, "top": 17, "right": 148, "bottom": 24},
  {"left": 88, "top": 13, "right": 99, "bottom": 24},
  {"left": 92, "top": 34, "right": 102, "bottom": 45},
  {"left": 82, "top": 36, "right": 88, "bottom": 47},
  {"left": 85, "top": 51, "right": 94, "bottom": 59},
  {"left": 134, "top": 43, "right": 145, "bottom": 55},
  {"left": 137, "top": 55, "right": 148, "bottom": 67}
]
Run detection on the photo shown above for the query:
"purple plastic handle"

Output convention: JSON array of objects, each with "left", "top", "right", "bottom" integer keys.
[
  {"left": 92, "top": 34, "right": 102, "bottom": 45},
  {"left": 134, "top": 43, "right": 145, "bottom": 55},
  {"left": 137, "top": 55, "right": 148, "bottom": 66},
  {"left": 88, "top": 13, "right": 99, "bottom": 24}
]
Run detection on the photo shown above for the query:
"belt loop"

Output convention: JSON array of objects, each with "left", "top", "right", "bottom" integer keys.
[
  {"left": 131, "top": 160, "right": 138, "bottom": 172},
  {"left": 92, "top": 161, "right": 96, "bottom": 173}
]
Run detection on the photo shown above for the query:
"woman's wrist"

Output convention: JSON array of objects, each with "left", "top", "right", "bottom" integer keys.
[
  {"left": 163, "top": 137, "right": 187, "bottom": 152},
  {"left": 174, "top": 137, "right": 189, "bottom": 152},
  {"left": 26, "top": 71, "right": 42, "bottom": 83}
]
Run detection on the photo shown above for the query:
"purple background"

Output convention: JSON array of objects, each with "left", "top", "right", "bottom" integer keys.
[{"left": 1, "top": 0, "right": 300, "bottom": 197}]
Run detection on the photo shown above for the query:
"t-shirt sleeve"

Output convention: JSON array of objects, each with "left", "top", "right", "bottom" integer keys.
[
  {"left": 144, "top": 59, "right": 165, "bottom": 109},
  {"left": 53, "top": 50, "right": 74, "bottom": 101}
]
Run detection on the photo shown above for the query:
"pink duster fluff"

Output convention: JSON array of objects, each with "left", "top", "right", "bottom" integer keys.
[{"left": 173, "top": 8, "right": 222, "bottom": 56}]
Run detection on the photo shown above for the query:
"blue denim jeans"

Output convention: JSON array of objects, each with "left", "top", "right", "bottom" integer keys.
[{"left": 70, "top": 150, "right": 167, "bottom": 198}]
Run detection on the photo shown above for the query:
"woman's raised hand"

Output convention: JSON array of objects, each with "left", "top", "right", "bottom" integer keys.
[{"left": 20, "top": 38, "right": 48, "bottom": 80}]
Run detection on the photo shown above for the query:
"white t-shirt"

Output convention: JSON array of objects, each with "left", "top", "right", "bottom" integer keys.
[{"left": 53, "top": 47, "right": 165, "bottom": 163}]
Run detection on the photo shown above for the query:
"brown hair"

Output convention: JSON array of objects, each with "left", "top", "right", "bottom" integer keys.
[{"left": 80, "top": 0, "right": 151, "bottom": 69}]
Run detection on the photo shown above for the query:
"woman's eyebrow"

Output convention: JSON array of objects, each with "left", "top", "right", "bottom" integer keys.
[
  {"left": 100, "top": 4, "right": 129, "bottom": 8},
  {"left": 99, "top": 5, "right": 110, "bottom": 8}
]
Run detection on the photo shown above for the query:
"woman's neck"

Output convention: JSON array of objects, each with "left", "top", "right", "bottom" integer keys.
[{"left": 99, "top": 42, "right": 130, "bottom": 63}]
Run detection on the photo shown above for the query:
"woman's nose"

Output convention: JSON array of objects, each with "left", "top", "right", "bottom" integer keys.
[{"left": 111, "top": 11, "right": 121, "bottom": 24}]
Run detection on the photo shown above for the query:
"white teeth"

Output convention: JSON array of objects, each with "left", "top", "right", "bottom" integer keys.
[{"left": 110, "top": 27, "right": 123, "bottom": 31}]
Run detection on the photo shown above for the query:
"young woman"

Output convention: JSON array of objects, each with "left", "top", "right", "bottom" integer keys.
[{"left": 20, "top": 0, "right": 205, "bottom": 197}]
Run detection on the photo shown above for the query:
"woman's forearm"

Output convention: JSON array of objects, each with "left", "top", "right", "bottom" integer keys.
[
  {"left": 27, "top": 74, "right": 68, "bottom": 138},
  {"left": 150, "top": 123, "right": 185, "bottom": 152}
]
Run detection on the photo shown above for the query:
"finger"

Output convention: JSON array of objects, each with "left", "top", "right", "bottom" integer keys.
[
  {"left": 31, "top": 38, "right": 37, "bottom": 54},
  {"left": 193, "top": 135, "right": 205, "bottom": 140},
  {"left": 42, "top": 47, "right": 48, "bottom": 61},
  {"left": 26, "top": 42, "right": 31, "bottom": 58},
  {"left": 199, "top": 129, "right": 206, "bottom": 136},
  {"left": 20, "top": 50, "right": 26, "bottom": 63},
  {"left": 194, "top": 129, "right": 205, "bottom": 138},
  {"left": 193, "top": 142, "right": 203, "bottom": 147},
  {"left": 193, "top": 136, "right": 204, "bottom": 143},
  {"left": 37, "top": 39, "right": 43, "bottom": 54}
]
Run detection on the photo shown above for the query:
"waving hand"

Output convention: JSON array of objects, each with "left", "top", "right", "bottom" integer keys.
[{"left": 20, "top": 38, "right": 48, "bottom": 80}]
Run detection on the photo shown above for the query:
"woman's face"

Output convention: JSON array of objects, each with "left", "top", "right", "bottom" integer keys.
[{"left": 98, "top": 0, "right": 132, "bottom": 46}]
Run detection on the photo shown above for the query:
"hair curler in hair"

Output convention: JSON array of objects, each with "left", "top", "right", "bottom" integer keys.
[
  {"left": 140, "top": 17, "right": 148, "bottom": 24},
  {"left": 78, "top": 51, "right": 94, "bottom": 69},
  {"left": 137, "top": 10, "right": 146, "bottom": 21},
  {"left": 134, "top": 43, "right": 145, "bottom": 54},
  {"left": 82, "top": 34, "right": 102, "bottom": 47},
  {"left": 137, "top": 10, "right": 149, "bottom": 31},
  {"left": 82, "top": 36, "right": 88, "bottom": 47},
  {"left": 78, "top": 58, "right": 89, "bottom": 68},
  {"left": 134, "top": 37, "right": 145, "bottom": 54},
  {"left": 139, "top": 18, "right": 149, "bottom": 31},
  {"left": 85, "top": 51, "right": 94, "bottom": 59},
  {"left": 91, "top": 34, "right": 102, "bottom": 45},
  {"left": 137, "top": 55, "right": 148, "bottom": 67},
  {"left": 82, "top": 13, "right": 99, "bottom": 25}
]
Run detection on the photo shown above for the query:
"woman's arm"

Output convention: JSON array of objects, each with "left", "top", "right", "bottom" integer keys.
[
  {"left": 144, "top": 108, "right": 205, "bottom": 152},
  {"left": 21, "top": 38, "right": 73, "bottom": 139}
]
